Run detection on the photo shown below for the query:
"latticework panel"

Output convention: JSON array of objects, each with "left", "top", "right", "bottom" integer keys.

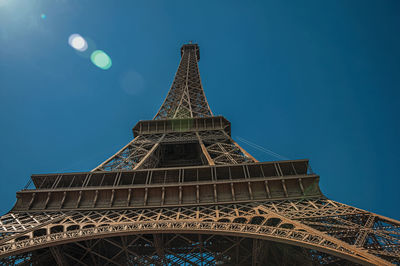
[
  {"left": 199, "top": 130, "right": 254, "bottom": 165},
  {"left": 1, "top": 234, "right": 350, "bottom": 266},
  {"left": 93, "top": 134, "right": 165, "bottom": 171},
  {"left": 154, "top": 44, "right": 212, "bottom": 120},
  {"left": 2, "top": 43, "right": 399, "bottom": 265},
  {"left": 92, "top": 130, "right": 255, "bottom": 171},
  {"left": 0, "top": 199, "right": 399, "bottom": 264}
]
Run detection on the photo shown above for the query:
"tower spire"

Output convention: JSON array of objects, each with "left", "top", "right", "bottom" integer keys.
[
  {"left": 0, "top": 44, "right": 398, "bottom": 265},
  {"left": 154, "top": 43, "right": 213, "bottom": 119}
]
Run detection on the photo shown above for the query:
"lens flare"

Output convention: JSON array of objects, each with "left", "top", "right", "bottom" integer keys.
[
  {"left": 121, "top": 70, "right": 144, "bottom": 95},
  {"left": 90, "top": 50, "right": 112, "bottom": 70},
  {"left": 40, "top": 14, "right": 46, "bottom": 19},
  {"left": 68, "top": 34, "right": 88, "bottom": 52}
]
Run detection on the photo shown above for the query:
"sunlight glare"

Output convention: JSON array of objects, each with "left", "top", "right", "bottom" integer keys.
[
  {"left": 90, "top": 50, "right": 112, "bottom": 70},
  {"left": 68, "top": 34, "right": 88, "bottom": 52}
]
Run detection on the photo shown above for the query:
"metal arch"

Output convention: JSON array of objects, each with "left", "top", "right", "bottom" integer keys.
[
  {"left": 2, "top": 198, "right": 399, "bottom": 263},
  {"left": 2, "top": 43, "right": 399, "bottom": 265},
  {"left": 0, "top": 219, "right": 390, "bottom": 265},
  {"left": 0, "top": 202, "right": 395, "bottom": 265}
]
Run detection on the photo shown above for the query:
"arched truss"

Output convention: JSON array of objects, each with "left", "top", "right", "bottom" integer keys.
[
  {"left": 3, "top": 44, "right": 399, "bottom": 265},
  {"left": 1, "top": 200, "right": 398, "bottom": 265},
  {"left": 0, "top": 234, "right": 351, "bottom": 265},
  {"left": 0, "top": 220, "right": 387, "bottom": 265}
]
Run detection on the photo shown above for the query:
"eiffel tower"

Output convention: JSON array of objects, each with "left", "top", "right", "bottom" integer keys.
[{"left": 0, "top": 43, "right": 399, "bottom": 265}]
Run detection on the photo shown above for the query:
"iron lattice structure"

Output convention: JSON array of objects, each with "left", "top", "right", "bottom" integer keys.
[{"left": 0, "top": 44, "right": 399, "bottom": 265}]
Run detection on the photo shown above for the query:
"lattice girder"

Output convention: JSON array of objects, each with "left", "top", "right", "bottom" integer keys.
[
  {"left": 0, "top": 199, "right": 399, "bottom": 264},
  {"left": 1, "top": 234, "right": 333, "bottom": 265},
  {"left": 93, "top": 125, "right": 255, "bottom": 171},
  {"left": 93, "top": 134, "right": 165, "bottom": 171},
  {"left": 2, "top": 43, "right": 399, "bottom": 265},
  {"left": 154, "top": 44, "right": 212, "bottom": 120}
]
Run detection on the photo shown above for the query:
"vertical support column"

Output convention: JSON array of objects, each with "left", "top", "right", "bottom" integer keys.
[
  {"left": 252, "top": 239, "right": 260, "bottom": 266},
  {"left": 50, "top": 246, "right": 69, "bottom": 266},
  {"left": 133, "top": 134, "right": 165, "bottom": 170},
  {"left": 153, "top": 234, "right": 165, "bottom": 263},
  {"left": 91, "top": 136, "right": 139, "bottom": 172},
  {"left": 196, "top": 132, "right": 215, "bottom": 165}
]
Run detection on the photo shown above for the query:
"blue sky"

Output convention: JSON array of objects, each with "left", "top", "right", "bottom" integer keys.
[{"left": 0, "top": 0, "right": 399, "bottom": 220}]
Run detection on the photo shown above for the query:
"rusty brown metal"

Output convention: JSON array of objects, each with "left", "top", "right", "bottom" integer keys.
[{"left": 0, "top": 43, "right": 399, "bottom": 265}]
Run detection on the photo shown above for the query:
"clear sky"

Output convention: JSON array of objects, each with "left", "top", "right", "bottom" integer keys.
[{"left": 0, "top": 0, "right": 399, "bottom": 220}]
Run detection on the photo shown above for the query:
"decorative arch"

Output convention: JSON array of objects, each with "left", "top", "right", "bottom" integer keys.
[{"left": 0, "top": 220, "right": 389, "bottom": 265}]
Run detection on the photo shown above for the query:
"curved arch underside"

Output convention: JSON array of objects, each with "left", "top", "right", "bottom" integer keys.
[
  {"left": 0, "top": 220, "right": 391, "bottom": 265},
  {"left": 1, "top": 232, "right": 366, "bottom": 266},
  {"left": 1, "top": 200, "right": 399, "bottom": 265}
]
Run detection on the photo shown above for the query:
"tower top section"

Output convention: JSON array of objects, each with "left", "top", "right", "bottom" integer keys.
[
  {"left": 154, "top": 43, "right": 212, "bottom": 120},
  {"left": 181, "top": 43, "right": 200, "bottom": 61}
]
